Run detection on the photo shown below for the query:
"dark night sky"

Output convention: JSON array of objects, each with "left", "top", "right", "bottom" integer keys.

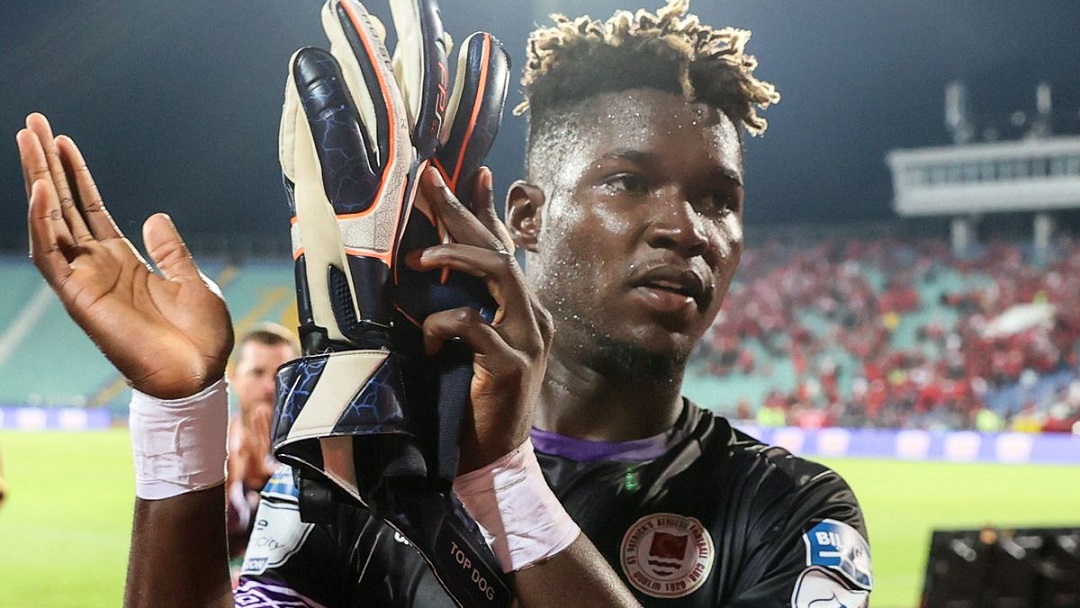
[{"left": 2, "top": 1, "right": 1078, "bottom": 254}]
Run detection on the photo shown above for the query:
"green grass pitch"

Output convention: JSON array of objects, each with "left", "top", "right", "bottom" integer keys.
[{"left": 0, "top": 430, "right": 1077, "bottom": 607}]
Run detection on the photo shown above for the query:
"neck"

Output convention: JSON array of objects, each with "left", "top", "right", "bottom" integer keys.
[{"left": 533, "top": 335, "right": 686, "bottom": 442}]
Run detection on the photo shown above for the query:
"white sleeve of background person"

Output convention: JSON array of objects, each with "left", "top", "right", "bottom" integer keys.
[
  {"left": 453, "top": 439, "right": 581, "bottom": 572},
  {"left": 129, "top": 378, "right": 229, "bottom": 500}
]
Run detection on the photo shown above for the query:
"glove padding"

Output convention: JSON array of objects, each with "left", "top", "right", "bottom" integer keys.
[
  {"left": 396, "top": 30, "right": 510, "bottom": 328},
  {"left": 272, "top": 1, "right": 513, "bottom": 605},
  {"left": 275, "top": 0, "right": 436, "bottom": 509},
  {"left": 280, "top": 0, "right": 444, "bottom": 352},
  {"left": 392, "top": 29, "right": 510, "bottom": 486}
]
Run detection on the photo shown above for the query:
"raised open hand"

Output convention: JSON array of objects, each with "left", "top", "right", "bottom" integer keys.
[{"left": 18, "top": 113, "right": 233, "bottom": 399}]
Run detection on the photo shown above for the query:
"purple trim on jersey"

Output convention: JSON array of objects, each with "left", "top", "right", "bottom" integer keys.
[
  {"left": 530, "top": 426, "right": 686, "bottom": 462},
  {"left": 235, "top": 579, "right": 327, "bottom": 608}
]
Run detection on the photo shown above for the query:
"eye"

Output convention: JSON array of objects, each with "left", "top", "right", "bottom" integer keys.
[
  {"left": 702, "top": 188, "right": 742, "bottom": 215},
  {"left": 600, "top": 172, "right": 651, "bottom": 196}
]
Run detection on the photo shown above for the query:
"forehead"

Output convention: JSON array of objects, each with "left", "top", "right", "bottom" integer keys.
[
  {"left": 573, "top": 88, "right": 742, "bottom": 178},
  {"left": 238, "top": 339, "right": 294, "bottom": 364}
]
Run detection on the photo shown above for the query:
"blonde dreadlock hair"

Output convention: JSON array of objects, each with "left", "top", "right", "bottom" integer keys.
[{"left": 517, "top": 0, "right": 779, "bottom": 139}]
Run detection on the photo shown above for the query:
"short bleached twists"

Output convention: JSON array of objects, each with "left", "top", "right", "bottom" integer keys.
[{"left": 517, "top": 0, "right": 780, "bottom": 136}]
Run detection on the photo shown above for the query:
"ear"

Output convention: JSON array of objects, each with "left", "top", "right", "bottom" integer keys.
[{"left": 506, "top": 180, "right": 546, "bottom": 253}]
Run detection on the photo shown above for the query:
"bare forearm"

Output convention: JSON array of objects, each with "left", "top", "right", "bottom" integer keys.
[
  {"left": 125, "top": 486, "right": 232, "bottom": 608},
  {"left": 513, "top": 536, "right": 642, "bottom": 608}
]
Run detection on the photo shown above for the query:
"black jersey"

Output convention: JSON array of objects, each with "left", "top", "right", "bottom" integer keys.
[{"left": 238, "top": 403, "right": 872, "bottom": 607}]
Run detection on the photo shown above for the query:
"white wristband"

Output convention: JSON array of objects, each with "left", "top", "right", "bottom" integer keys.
[
  {"left": 129, "top": 378, "right": 229, "bottom": 500},
  {"left": 453, "top": 439, "right": 581, "bottom": 572}
]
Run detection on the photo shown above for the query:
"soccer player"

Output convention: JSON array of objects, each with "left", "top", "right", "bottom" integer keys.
[
  {"left": 18, "top": 1, "right": 872, "bottom": 606},
  {"left": 224, "top": 324, "right": 299, "bottom": 573}
]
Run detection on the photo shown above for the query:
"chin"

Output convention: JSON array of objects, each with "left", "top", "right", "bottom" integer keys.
[
  {"left": 553, "top": 304, "right": 699, "bottom": 376},
  {"left": 590, "top": 328, "right": 695, "bottom": 378},
  {"left": 624, "top": 317, "right": 703, "bottom": 355}
]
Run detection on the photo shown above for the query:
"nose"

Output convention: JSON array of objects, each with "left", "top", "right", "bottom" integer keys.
[
  {"left": 645, "top": 190, "right": 709, "bottom": 258},
  {"left": 260, "top": 375, "right": 277, "bottom": 399}
]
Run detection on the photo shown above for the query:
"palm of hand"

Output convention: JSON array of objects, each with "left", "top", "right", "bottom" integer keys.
[
  {"left": 66, "top": 236, "right": 231, "bottom": 399},
  {"left": 19, "top": 114, "right": 233, "bottom": 400}
]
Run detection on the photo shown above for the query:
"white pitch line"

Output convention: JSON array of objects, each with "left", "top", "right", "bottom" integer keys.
[{"left": 0, "top": 284, "right": 54, "bottom": 368}]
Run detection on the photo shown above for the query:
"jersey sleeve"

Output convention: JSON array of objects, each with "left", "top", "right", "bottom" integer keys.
[
  {"left": 235, "top": 465, "right": 350, "bottom": 608},
  {"left": 236, "top": 465, "right": 459, "bottom": 608},
  {"left": 725, "top": 457, "right": 873, "bottom": 608}
]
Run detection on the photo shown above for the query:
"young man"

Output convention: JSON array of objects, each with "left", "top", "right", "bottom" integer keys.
[{"left": 17, "top": 1, "right": 870, "bottom": 606}]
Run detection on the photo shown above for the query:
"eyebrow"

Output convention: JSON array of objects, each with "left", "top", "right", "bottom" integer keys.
[
  {"left": 601, "top": 148, "right": 660, "bottom": 166},
  {"left": 599, "top": 148, "right": 744, "bottom": 186}
]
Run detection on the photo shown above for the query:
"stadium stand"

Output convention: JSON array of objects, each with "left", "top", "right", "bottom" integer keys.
[
  {"left": 0, "top": 255, "right": 295, "bottom": 416},
  {"left": 684, "top": 235, "right": 1080, "bottom": 433},
  {"left": 4, "top": 233, "right": 1080, "bottom": 435},
  {"left": 0, "top": 255, "right": 112, "bottom": 408}
]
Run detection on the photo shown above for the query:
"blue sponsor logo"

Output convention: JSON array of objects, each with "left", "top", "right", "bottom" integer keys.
[
  {"left": 262, "top": 465, "right": 300, "bottom": 501},
  {"left": 803, "top": 520, "right": 872, "bottom": 590}
]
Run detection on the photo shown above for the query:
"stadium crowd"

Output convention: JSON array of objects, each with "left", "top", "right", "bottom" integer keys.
[{"left": 694, "top": 234, "right": 1080, "bottom": 433}]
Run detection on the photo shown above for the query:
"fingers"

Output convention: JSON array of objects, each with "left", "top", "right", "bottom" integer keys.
[
  {"left": 469, "top": 168, "right": 515, "bottom": 252},
  {"left": 291, "top": 47, "right": 380, "bottom": 212},
  {"left": 326, "top": 0, "right": 397, "bottom": 158},
  {"left": 420, "top": 167, "right": 505, "bottom": 252},
  {"left": 24, "top": 114, "right": 94, "bottom": 244},
  {"left": 410, "top": 240, "right": 541, "bottom": 340},
  {"left": 55, "top": 135, "right": 121, "bottom": 241},
  {"left": 386, "top": 0, "right": 448, "bottom": 158},
  {"left": 17, "top": 129, "right": 39, "bottom": 200},
  {"left": 143, "top": 213, "right": 202, "bottom": 282},
  {"left": 27, "top": 179, "right": 75, "bottom": 289},
  {"left": 527, "top": 292, "right": 556, "bottom": 354},
  {"left": 248, "top": 407, "right": 273, "bottom": 456},
  {"left": 434, "top": 32, "right": 510, "bottom": 199},
  {"left": 422, "top": 307, "right": 524, "bottom": 364},
  {"left": 17, "top": 129, "right": 76, "bottom": 250},
  {"left": 413, "top": 166, "right": 556, "bottom": 349},
  {"left": 19, "top": 116, "right": 56, "bottom": 201}
]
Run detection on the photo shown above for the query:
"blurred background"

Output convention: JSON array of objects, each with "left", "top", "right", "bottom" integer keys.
[{"left": 1, "top": 1, "right": 1078, "bottom": 607}]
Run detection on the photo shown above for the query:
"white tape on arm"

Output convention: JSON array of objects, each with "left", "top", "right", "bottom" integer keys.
[
  {"left": 129, "top": 378, "right": 229, "bottom": 500},
  {"left": 453, "top": 439, "right": 581, "bottom": 572}
]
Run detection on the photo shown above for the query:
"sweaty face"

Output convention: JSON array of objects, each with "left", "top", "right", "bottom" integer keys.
[
  {"left": 529, "top": 88, "right": 744, "bottom": 370},
  {"left": 231, "top": 341, "right": 297, "bottom": 419}
]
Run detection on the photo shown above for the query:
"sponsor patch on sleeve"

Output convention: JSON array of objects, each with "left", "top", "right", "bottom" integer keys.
[
  {"left": 261, "top": 465, "right": 300, "bottom": 501},
  {"left": 791, "top": 567, "right": 870, "bottom": 608},
  {"left": 802, "top": 519, "right": 872, "bottom": 590},
  {"left": 240, "top": 498, "right": 314, "bottom": 577}
]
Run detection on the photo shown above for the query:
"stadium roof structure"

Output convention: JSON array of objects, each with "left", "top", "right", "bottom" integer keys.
[{"left": 887, "top": 135, "right": 1080, "bottom": 217}]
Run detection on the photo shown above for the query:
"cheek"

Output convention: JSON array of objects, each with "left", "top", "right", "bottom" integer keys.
[
  {"left": 541, "top": 199, "right": 631, "bottom": 268},
  {"left": 708, "top": 213, "right": 743, "bottom": 271},
  {"left": 704, "top": 214, "right": 743, "bottom": 313},
  {"left": 535, "top": 222, "right": 603, "bottom": 289},
  {"left": 532, "top": 216, "right": 622, "bottom": 315}
]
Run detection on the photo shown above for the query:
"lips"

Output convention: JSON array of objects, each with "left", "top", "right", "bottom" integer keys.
[{"left": 629, "top": 263, "right": 713, "bottom": 311}]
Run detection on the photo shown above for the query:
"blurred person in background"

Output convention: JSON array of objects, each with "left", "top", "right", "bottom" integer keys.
[
  {"left": 225, "top": 323, "right": 299, "bottom": 577},
  {"left": 0, "top": 444, "right": 7, "bottom": 508}
]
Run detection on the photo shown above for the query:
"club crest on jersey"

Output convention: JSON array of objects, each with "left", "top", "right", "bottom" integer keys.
[{"left": 620, "top": 513, "right": 715, "bottom": 598}]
